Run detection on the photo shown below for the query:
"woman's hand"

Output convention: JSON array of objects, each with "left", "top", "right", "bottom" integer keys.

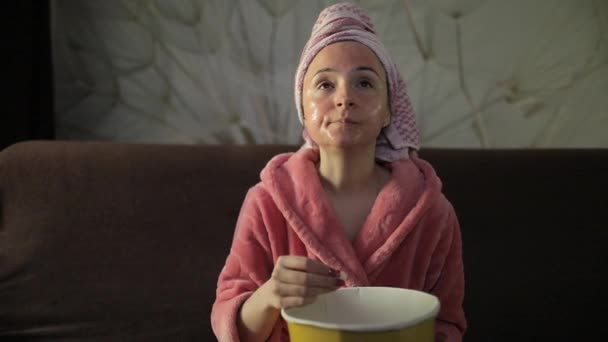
[
  {"left": 261, "top": 255, "right": 344, "bottom": 310},
  {"left": 237, "top": 256, "right": 344, "bottom": 341}
]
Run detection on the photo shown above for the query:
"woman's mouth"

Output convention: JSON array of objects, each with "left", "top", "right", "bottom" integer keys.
[{"left": 333, "top": 118, "right": 358, "bottom": 125}]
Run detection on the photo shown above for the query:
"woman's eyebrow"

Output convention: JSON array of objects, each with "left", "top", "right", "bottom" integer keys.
[
  {"left": 313, "top": 66, "right": 380, "bottom": 77},
  {"left": 355, "top": 66, "right": 380, "bottom": 77},
  {"left": 313, "top": 67, "right": 335, "bottom": 77}
]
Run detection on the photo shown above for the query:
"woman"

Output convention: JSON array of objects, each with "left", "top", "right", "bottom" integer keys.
[{"left": 211, "top": 3, "right": 466, "bottom": 341}]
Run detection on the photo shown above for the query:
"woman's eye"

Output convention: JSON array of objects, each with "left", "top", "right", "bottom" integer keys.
[
  {"left": 359, "top": 80, "right": 373, "bottom": 88},
  {"left": 318, "top": 82, "right": 333, "bottom": 90}
]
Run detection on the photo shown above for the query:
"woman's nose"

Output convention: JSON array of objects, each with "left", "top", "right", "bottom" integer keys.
[{"left": 335, "top": 86, "right": 355, "bottom": 108}]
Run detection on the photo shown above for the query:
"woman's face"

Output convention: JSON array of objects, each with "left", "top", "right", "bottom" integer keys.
[{"left": 302, "top": 41, "right": 390, "bottom": 150}]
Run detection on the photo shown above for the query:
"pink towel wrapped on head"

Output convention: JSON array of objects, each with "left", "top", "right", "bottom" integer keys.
[{"left": 295, "top": 2, "right": 420, "bottom": 162}]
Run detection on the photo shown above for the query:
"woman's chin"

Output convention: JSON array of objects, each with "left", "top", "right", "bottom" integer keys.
[{"left": 311, "top": 129, "right": 380, "bottom": 150}]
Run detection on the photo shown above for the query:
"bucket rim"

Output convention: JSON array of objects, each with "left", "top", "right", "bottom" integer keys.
[{"left": 281, "top": 287, "right": 440, "bottom": 332}]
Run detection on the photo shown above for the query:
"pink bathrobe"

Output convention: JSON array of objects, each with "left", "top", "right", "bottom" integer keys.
[{"left": 211, "top": 148, "right": 466, "bottom": 341}]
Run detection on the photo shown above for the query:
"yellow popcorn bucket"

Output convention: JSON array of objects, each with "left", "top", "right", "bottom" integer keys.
[{"left": 281, "top": 287, "right": 439, "bottom": 342}]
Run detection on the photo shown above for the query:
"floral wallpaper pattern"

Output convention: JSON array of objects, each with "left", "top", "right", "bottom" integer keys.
[{"left": 52, "top": 0, "right": 608, "bottom": 147}]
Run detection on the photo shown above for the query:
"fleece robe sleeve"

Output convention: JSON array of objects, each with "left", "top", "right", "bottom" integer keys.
[
  {"left": 211, "top": 187, "right": 280, "bottom": 342},
  {"left": 427, "top": 203, "right": 467, "bottom": 342}
]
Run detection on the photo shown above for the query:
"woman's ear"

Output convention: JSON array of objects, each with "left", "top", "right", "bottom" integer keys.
[
  {"left": 383, "top": 116, "right": 390, "bottom": 128},
  {"left": 408, "top": 148, "right": 418, "bottom": 158}
]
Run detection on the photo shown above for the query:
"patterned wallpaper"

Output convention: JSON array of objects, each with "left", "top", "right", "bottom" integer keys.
[{"left": 52, "top": 0, "right": 608, "bottom": 147}]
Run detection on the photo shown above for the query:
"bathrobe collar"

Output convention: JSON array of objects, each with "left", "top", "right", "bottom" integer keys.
[{"left": 260, "top": 148, "right": 442, "bottom": 286}]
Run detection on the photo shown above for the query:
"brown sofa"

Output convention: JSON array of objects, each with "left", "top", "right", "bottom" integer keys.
[{"left": 1, "top": 140, "right": 607, "bottom": 341}]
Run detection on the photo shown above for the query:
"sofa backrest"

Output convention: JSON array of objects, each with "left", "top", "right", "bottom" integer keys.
[
  {"left": 423, "top": 147, "right": 608, "bottom": 340},
  {"left": 0, "top": 141, "right": 294, "bottom": 340},
  {"left": 1, "top": 141, "right": 607, "bottom": 341}
]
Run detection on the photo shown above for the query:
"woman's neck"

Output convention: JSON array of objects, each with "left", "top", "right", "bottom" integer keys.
[{"left": 317, "top": 145, "right": 381, "bottom": 194}]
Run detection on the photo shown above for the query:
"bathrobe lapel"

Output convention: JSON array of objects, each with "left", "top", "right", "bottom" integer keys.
[{"left": 260, "top": 149, "right": 441, "bottom": 286}]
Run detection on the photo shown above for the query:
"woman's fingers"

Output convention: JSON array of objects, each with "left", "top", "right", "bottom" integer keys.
[
  {"left": 280, "top": 296, "right": 316, "bottom": 310},
  {"left": 274, "top": 267, "right": 341, "bottom": 288},
  {"left": 268, "top": 255, "right": 345, "bottom": 309},
  {"left": 275, "top": 284, "right": 340, "bottom": 310},
  {"left": 276, "top": 283, "right": 337, "bottom": 298},
  {"left": 277, "top": 255, "right": 334, "bottom": 275}
]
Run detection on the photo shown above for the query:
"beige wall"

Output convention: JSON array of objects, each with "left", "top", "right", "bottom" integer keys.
[{"left": 52, "top": 0, "right": 608, "bottom": 148}]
